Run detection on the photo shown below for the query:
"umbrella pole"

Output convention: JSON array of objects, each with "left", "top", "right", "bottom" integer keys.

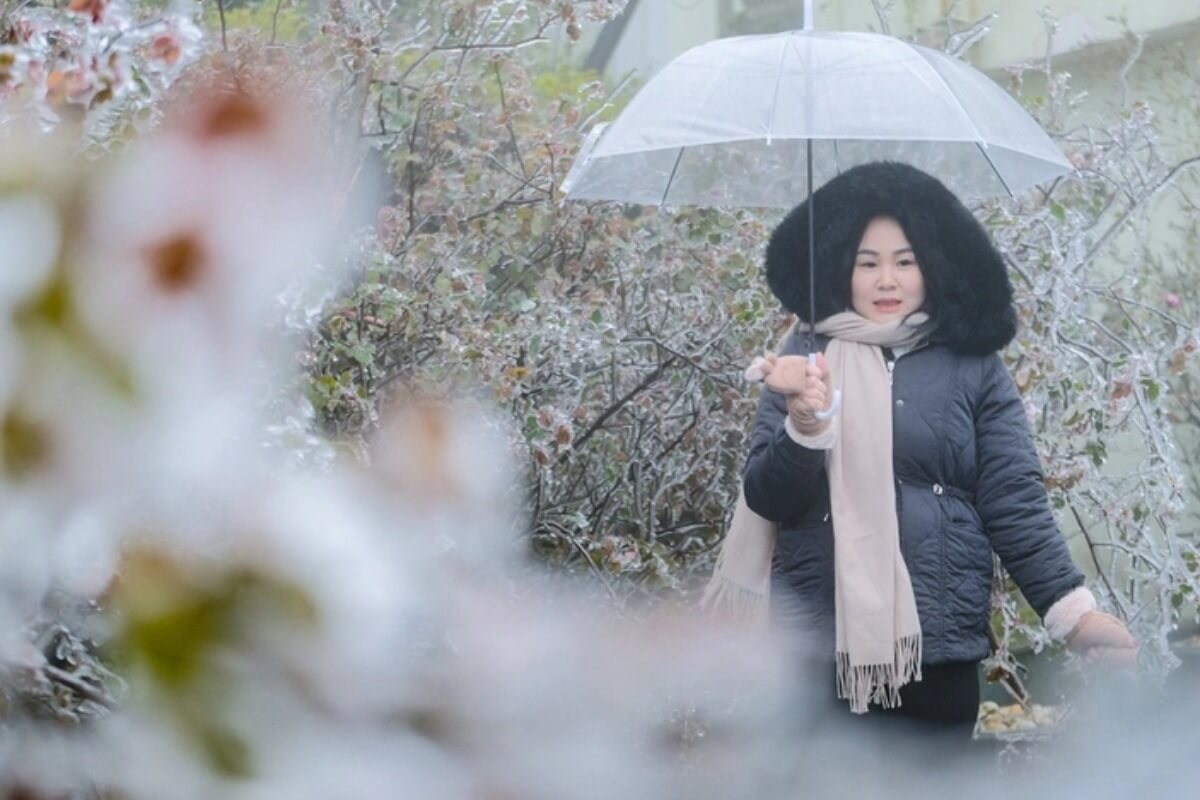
[
  {"left": 799, "top": 6, "right": 839, "bottom": 421},
  {"left": 807, "top": 137, "right": 815, "bottom": 354},
  {"left": 806, "top": 138, "right": 840, "bottom": 422}
]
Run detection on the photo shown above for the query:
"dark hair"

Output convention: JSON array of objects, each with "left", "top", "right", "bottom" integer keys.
[{"left": 764, "top": 161, "right": 1017, "bottom": 356}]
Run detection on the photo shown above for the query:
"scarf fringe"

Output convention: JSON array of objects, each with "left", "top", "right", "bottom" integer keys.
[
  {"left": 700, "top": 575, "right": 768, "bottom": 623},
  {"left": 836, "top": 634, "right": 923, "bottom": 715}
]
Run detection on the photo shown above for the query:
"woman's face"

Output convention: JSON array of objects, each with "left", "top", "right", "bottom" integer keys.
[{"left": 850, "top": 216, "right": 926, "bottom": 324}]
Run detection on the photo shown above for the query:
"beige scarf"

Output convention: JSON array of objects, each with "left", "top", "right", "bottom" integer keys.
[{"left": 702, "top": 311, "right": 928, "bottom": 713}]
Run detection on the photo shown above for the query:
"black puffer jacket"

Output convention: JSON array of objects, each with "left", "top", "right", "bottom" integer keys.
[
  {"left": 743, "top": 331, "right": 1084, "bottom": 664},
  {"left": 746, "top": 161, "right": 1084, "bottom": 665}
]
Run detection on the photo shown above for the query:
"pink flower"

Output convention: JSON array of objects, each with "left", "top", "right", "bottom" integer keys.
[
  {"left": 149, "top": 34, "right": 182, "bottom": 67},
  {"left": 1165, "top": 292, "right": 1182, "bottom": 309},
  {"left": 67, "top": 0, "right": 107, "bottom": 25}
]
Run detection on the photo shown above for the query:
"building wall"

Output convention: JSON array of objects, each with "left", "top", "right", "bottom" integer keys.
[
  {"left": 603, "top": 0, "right": 721, "bottom": 81},
  {"left": 595, "top": 0, "right": 1200, "bottom": 78}
]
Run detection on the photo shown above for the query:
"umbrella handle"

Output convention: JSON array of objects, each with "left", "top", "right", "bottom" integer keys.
[{"left": 808, "top": 352, "right": 841, "bottom": 421}]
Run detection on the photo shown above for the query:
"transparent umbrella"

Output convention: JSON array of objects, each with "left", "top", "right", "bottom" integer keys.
[
  {"left": 562, "top": 9, "right": 1072, "bottom": 207},
  {"left": 561, "top": 1, "right": 1073, "bottom": 414}
]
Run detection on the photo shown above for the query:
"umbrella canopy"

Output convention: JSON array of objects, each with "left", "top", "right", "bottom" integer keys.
[{"left": 562, "top": 29, "right": 1073, "bottom": 208}]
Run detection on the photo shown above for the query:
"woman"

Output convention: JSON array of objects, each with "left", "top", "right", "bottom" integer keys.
[{"left": 728, "top": 161, "right": 1136, "bottom": 733}]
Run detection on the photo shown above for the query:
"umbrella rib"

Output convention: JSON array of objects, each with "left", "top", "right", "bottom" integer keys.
[
  {"left": 975, "top": 141, "right": 1015, "bottom": 199},
  {"left": 765, "top": 36, "right": 791, "bottom": 143},
  {"left": 661, "top": 147, "right": 685, "bottom": 206},
  {"left": 905, "top": 46, "right": 987, "bottom": 145}
]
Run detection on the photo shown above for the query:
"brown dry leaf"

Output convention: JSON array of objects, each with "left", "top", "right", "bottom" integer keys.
[
  {"left": 1169, "top": 350, "right": 1188, "bottom": 375},
  {"left": 554, "top": 425, "right": 572, "bottom": 446},
  {"left": 1014, "top": 366, "right": 1032, "bottom": 391}
]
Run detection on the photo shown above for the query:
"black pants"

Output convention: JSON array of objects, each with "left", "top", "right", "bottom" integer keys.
[
  {"left": 805, "top": 659, "right": 979, "bottom": 722},
  {"left": 798, "top": 659, "right": 991, "bottom": 784},
  {"left": 881, "top": 660, "right": 981, "bottom": 726}
]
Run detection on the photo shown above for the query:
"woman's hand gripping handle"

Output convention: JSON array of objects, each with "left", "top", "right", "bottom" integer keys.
[{"left": 745, "top": 352, "right": 839, "bottom": 435}]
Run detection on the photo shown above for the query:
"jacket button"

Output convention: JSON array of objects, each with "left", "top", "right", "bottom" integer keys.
[
  {"left": 895, "top": 398, "right": 905, "bottom": 407},
  {"left": 932, "top": 484, "right": 944, "bottom": 495}
]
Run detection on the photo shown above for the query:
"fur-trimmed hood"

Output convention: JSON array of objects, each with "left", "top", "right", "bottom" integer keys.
[{"left": 764, "top": 161, "right": 1017, "bottom": 356}]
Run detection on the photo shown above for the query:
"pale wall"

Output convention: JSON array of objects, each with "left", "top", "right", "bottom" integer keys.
[
  {"left": 595, "top": 0, "right": 1200, "bottom": 78},
  {"left": 604, "top": 1, "right": 721, "bottom": 81}
]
